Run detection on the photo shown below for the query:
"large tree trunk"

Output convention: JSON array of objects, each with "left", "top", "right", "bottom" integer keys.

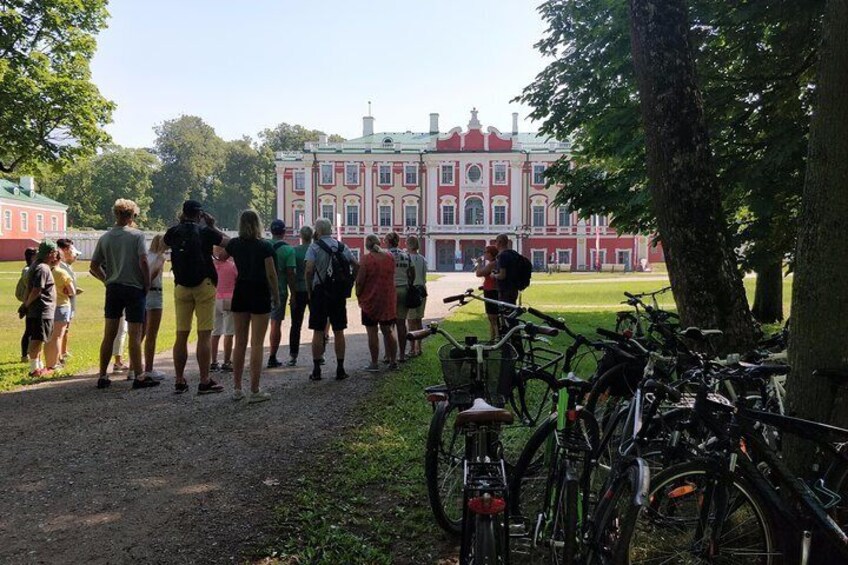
[
  {"left": 627, "top": 0, "right": 757, "bottom": 352},
  {"left": 786, "top": 0, "right": 848, "bottom": 470},
  {"left": 751, "top": 260, "right": 784, "bottom": 324}
]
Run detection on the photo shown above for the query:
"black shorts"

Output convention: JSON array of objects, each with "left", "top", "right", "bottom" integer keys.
[
  {"left": 362, "top": 311, "right": 395, "bottom": 327},
  {"left": 231, "top": 280, "right": 272, "bottom": 315},
  {"left": 26, "top": 317, "right": 54, "bottom": 343},
  {"left": 483, "top": 289, "right": 500, "bottom": 315},
  {"left": 105, "top": 283, "right": 146, "bottom": 323},
  {"left": 309, "top": 287, "right": 347, "bottom": 331}
]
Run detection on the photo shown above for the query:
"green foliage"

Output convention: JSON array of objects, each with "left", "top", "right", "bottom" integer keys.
[
  {"left": 0, "top": 0, "right": 115, "bottom": 172},
  {"left": 212, "top": 138, "right": 262, "bottom": 229},
  {"left": 519, "top": 0, "right": 820, "bottom": 268},
  {"left": 258, "top": 122, "right": 344, "bottom": 152}
]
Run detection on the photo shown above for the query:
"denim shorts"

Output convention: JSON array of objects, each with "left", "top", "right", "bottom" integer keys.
[
  {"left": 54, "top": 305, "right": 72, "bottom": 323},
  {"left": 105, "top": 283, "right": 147, "bottom": 324}
]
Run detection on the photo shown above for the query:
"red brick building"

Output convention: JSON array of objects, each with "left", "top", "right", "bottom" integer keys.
[
  {"left": 0, "top": 177, "right": 68, "bottom": 261},
  {"left": 275, "top": 109, "right": 663, "bottom": 271}
]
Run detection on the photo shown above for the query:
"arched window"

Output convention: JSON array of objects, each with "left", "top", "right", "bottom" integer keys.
[{"left": 464, "top": 197, "right": 484, "bottom": 225}]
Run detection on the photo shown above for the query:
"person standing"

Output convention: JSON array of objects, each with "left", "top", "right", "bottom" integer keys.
[
  {"left": 286, "top": 225, "right": 313, "bottom": 367},
  {"left": 56, "top": 239, "right": 81, "bottom": 363},
  {"left": 163, "top": 200, "right": 228, "bottom": 395},
  {"left": 475, "top": 245, "right": 501, "bottom": 340},
  {"left": 405, "top": 235, "right": 427, "bottom": 358},
  {"left": 141, "top": 235, "right": 168, "bottom": 381},
  {"left": 224, "top": 210, "right": 279, "bottom": 402},
  {"left": 305, "top": 218, "right": 357, "bottom": 381},
  {"left": 385, "top": 232, "right": 414, "bottom": 363},
  {"left": 89, "top": 199, "right": 155, "bottom": 389},
  {"left": 18, "top": 241, "right": 58, "bottom": 377},
  {"left": 267, "top": 219, "right": 296, "bottom": 368},
  {"left": 356, "top": 234, "right": 397, "bottom": 372},
  {"left": 15, "top": 247, "right": 37, "bottom": 363},
  {"left": 45, "top": 256, "right": 75, "bottom": 370},
  {"left": 492, "top": 234, "right": 520, "bottom": 305},
  {"left": 211, "top": 247, "right": 237, "bottom": 372}
]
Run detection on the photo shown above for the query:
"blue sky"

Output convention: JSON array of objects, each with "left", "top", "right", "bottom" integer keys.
[{"left": 90, "top": 0, "right": 548, "bottom": 147}]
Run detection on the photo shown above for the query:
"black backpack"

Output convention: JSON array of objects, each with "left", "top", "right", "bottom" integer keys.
[
  {"left": 315, "top": 239, "right": 355, "bottom": 298},
  {"left": 509, "top": 250, "right": 533, "bottom": 291},
  {"left": 169, "top": 223, "right": 207, "bottom": 287}
]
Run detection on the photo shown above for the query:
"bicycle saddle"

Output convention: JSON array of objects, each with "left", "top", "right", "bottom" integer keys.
[{"left": 455, "top": 398, "right": 514, "bottom": 427}]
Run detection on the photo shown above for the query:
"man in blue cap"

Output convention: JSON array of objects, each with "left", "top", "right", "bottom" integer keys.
[{"left": 267, "top": 219, "right": 296, "bottom": 368}]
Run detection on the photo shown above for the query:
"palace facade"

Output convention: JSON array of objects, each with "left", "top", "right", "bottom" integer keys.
[{"left": 275, "top": 109, "right": 662, "bottom": 272}]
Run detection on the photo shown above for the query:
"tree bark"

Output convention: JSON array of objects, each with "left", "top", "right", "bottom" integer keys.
[
  {"left": 627, "top": 0, "right": 757, "bottom": 352},
  {"left": 786, "top": 0, "right": 848, "bottom": 470},
  {"left": 751, "top": 261, "right": 784, "bottom": 324}
]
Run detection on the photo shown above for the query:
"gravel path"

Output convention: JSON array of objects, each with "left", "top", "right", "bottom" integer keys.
[{"left": 0, "top": 273, "right": 476, "bottom": 564}]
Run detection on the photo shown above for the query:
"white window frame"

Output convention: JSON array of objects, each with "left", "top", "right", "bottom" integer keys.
[
  {"left": 464, "top": 198, "right": 484, "bottom": 226},
  {"left": 441, "top": 205, "right": 455, "bottom": 225},
  {"left": 345, "top": 204, "right": 359, "bottom": 227},
  {"left": 378, "top": 204, "right": 392, "bottom": 227},
  {"left": 590, "top": 249, "right": 608, "bottom": 266},
  {"left": 294, "top": 210, "right": 305, "bottom": 230},
  {"left": 378, "top": 164, "right": 392, "bottom": 186},
  {"left": 404, "top": 204, "right": 418, "bottom": 227},
  {"left": 21, "top": 212, "right": 28, "bottom": 232},
  {"left": 349, "top": 248, "right": 361, "bottom": 261},
  {"left": 294, "top": 170, "right": 306, "bottom": 190},
  {"left": 532, "top": 205, "right": 545, "bottom": 227},
  {"left": 557, "top": 249, "right": 572, "bottom": 266},
  {"left": 4, "top": 210, "right": 12, "bottom": 230},
  {"left": 592, "top": 214, "right": 608, "bottom": 227},
  {"left": 493, "top": 205, "right": 507, "bottom": 225},
  {"left": 493, "top": 163, "right": 508, "bottom": 185},
  {"left": 321, "top": 203, "right": 335, "bottom": 221},
  {"left": 320, "top": 163, "right": 334, "bottom": 185},
  {"left": 532, "top": 163, "right": 546, "bottom": 185},
  {"left": 616, "top": 249, "right": 632, "bottom": 266},
  {"left": 440, "top": 163, "right": 454, "bottom": 186},
  {"left": 345, "top": 163, "right": 359, "bottom": 185},
  {"left": 558, "top": 206, "right": 572, "bottom": 227},
  {"left": 404, "top": 164, "right": 418, "bottom": 185},
  {"left": 36, "top": 214, "right": 44, "bottom": 233},
  {"left": 51, "top": 216, "right": 58, "bottom": 231},
  {"left": 531, "top": 249, "right": 546, "bottom": 270}
]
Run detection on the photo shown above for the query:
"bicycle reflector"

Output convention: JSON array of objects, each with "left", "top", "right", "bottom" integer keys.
[
  {"left": 622, "top": 329, "right": 634, "bottom": 339},
  {"left": 468, "top": 494, "right": 507, "bottom": 515}
]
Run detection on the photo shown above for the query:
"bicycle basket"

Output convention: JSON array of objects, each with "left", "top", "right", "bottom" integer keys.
[{"left": 438, "top": 343, "right": 518, "bottom": 406}]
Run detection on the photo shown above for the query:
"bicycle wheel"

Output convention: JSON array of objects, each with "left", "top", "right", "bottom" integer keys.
[
  {"left": 589, "top": 459, "right": 647, "bottom": 564},
  {"left": 548, "top": 477, "right": 580, "bottom": 564},
  {"left": 425, "top": 400, "right": 463, "bottom": 535},
  {"left": 626, "top": 460, "right": 782, "bottom": 563},
  {"left": 461, "top": 513, "right": 507, "bottom": 565}
]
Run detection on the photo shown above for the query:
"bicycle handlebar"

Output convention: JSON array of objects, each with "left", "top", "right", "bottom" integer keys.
[
  {"left": 643, "top": 379, "right": 683, "bottom": 403},
  {"left": 407, "top": 328, "right": 435, "bottom": 341}
]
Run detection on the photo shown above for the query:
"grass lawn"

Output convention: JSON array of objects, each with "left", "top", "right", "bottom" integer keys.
[
  {"left": 263, "top": 275, "right": 793, "bottom": 564},
  {"left": 0, "top": 260, "right": 180, "bottom": 390}
]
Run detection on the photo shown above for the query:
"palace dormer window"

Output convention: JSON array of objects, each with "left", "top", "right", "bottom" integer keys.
[{"left": 382, "top": 137, "right": 393, "bottom": 148}]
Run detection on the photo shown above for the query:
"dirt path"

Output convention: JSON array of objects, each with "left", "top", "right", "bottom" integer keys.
[{"left": 0, "top": 273, "right": 476, "bottom": 565}]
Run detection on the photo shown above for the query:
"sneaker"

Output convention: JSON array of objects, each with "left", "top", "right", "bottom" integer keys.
[
  {"left": 363, "top": 364, "right": 380, "bottom": 373},
  {"left": 284, "top": 358, "right": 297, "bottom": 367},
  {"left": 29, "top": 368, "right": 53, "bottom": 378},
  {"left": 267, "top": 357, "right": 282, "bottom": 369},
  {"left": 335, "top": 372, "right": 350, "bottom": 381},
  {"left": 309, "top": 370, "right": 322, "bottom": 381},
  {"left": 112, "top": 362, "right": 128, "bottom": 373},
  {"left": 220, "top": 362, "right": 233, "bottom": 372},
  {"left": 148, "top": 370, "right": 167, "bottom": 381},
  {"left": 198, "top": 379, "right": 224, "bottom": 395},
  {"left": 20, "top": 356, "right": 29, "bottom": 363},
  {"left": 318, "top": 357, "right": 326, "bottom": 366},
  {"left": 174, "top": 381, "right": 189, "bottom": 394},
  {"left": 232, "top": 389, "right": 245, "bottom": 401},
  {"left": 50, "top": 363, "right": 64, "bottom": 371},
  {"left": 132, "top": 377, "right": 160, "bottom": 390},
  {"left": 388, "top": 362, "right": 399, "bottom": 371},
  {"left": 96, "top": 377, "right": 111, "bottom": 389},
  {"left": 126, "top": 371, "right": 136, "bottom": 381},
  {"left": 248, "top": 390, "right": 272, "bottom": 404},
  {"left": 210, "top": 362, "right": 221, "bottom": 372}
]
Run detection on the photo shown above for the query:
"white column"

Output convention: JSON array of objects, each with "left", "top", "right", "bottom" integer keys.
[
  {"left": 577, "top": 237, "right": 587, "bottom": 269},
  {"left": 275, "top": 166, "right": 285, "bottom": 224},
  {"left": 509, "top": 160, "right": 522, "bottom": 227},
  {"left": 304, "top": 164, "right": 314, "bottom": 224},
  {"left": 426, "top": 164, "right": 438, "bottom": 226},
  {"left": 364, "top": 163, "right": 374, "bottom": 230},
  {"left": 426, "top": 237, "right": 436, "bottom": 270},
  {"left": 454, "top": 238, "right": 461, "bottom": 271}
]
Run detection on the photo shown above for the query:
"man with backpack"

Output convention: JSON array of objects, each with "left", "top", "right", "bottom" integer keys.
[
  {"left": 267, "top": 219, "right": 296, "bottom": 368},
  {"left": 304, "top": 217, "right": 358, "bottom": 381},
  {"left": 492, "top": 233, "right": 532, "bottom": 305},
  {"left": 163, "top": 200, "right": 229, "bottom": 394}
]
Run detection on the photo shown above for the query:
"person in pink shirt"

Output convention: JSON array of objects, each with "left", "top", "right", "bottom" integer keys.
[{"left": 211, "top": 246, "right": 237, "bottom": 372}]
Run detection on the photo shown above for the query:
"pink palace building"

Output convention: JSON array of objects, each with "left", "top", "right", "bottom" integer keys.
[{"left": 275, "top": 109, "right": 663, "bottom": 272}]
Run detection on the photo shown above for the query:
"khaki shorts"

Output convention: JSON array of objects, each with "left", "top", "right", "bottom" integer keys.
[
  {"left": 406, "top": 296, "right": 426, "bottom": 320},
  {"left": 395, "top": 285, "right": 409, "bottom": 320},
  {"left": 174, "top": 278, "right": 216, "bottom": 333}
]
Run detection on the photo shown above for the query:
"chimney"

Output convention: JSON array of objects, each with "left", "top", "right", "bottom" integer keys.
[
  {"left": 319, "top": 134, "right": 328, "bottom": 146},
  {"left": 19, "top": 176, "right": 36, "bottom": 193},
  {"left": 429, "top": 113, "right": 439, "bottom": 134},
  {"left": 363, "top": 116, "right": 375, "bottom": 137},
  {"left": 512, "top": 113, "right": 519, "bottom": 136}
]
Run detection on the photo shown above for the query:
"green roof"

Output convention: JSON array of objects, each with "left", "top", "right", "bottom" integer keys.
[{"left": 0, "top": 179, "right": 67, "bottom": 209}]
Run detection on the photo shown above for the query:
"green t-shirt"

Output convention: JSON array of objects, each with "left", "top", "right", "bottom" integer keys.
[
  {"left": 293, "top": 243, "right": 309, "bottom": 293},
  {"left": 272, "top": 240, "right": 296, "bottom": 300}
]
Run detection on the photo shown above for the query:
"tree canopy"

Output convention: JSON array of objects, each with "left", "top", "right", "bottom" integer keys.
[{"left": 0, "top": 0, "right": 115, "bottom": 173}]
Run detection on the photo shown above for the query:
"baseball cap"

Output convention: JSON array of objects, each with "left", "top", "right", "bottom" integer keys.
[
  {"left": 270, "top": 219, "right": 286, "bottom": 235},
  {"left": 182, "top": 200, "right": 203, "bottom": 215},
  {"left": 36, "top": 239, "right": 57, "bottom": 261}
]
